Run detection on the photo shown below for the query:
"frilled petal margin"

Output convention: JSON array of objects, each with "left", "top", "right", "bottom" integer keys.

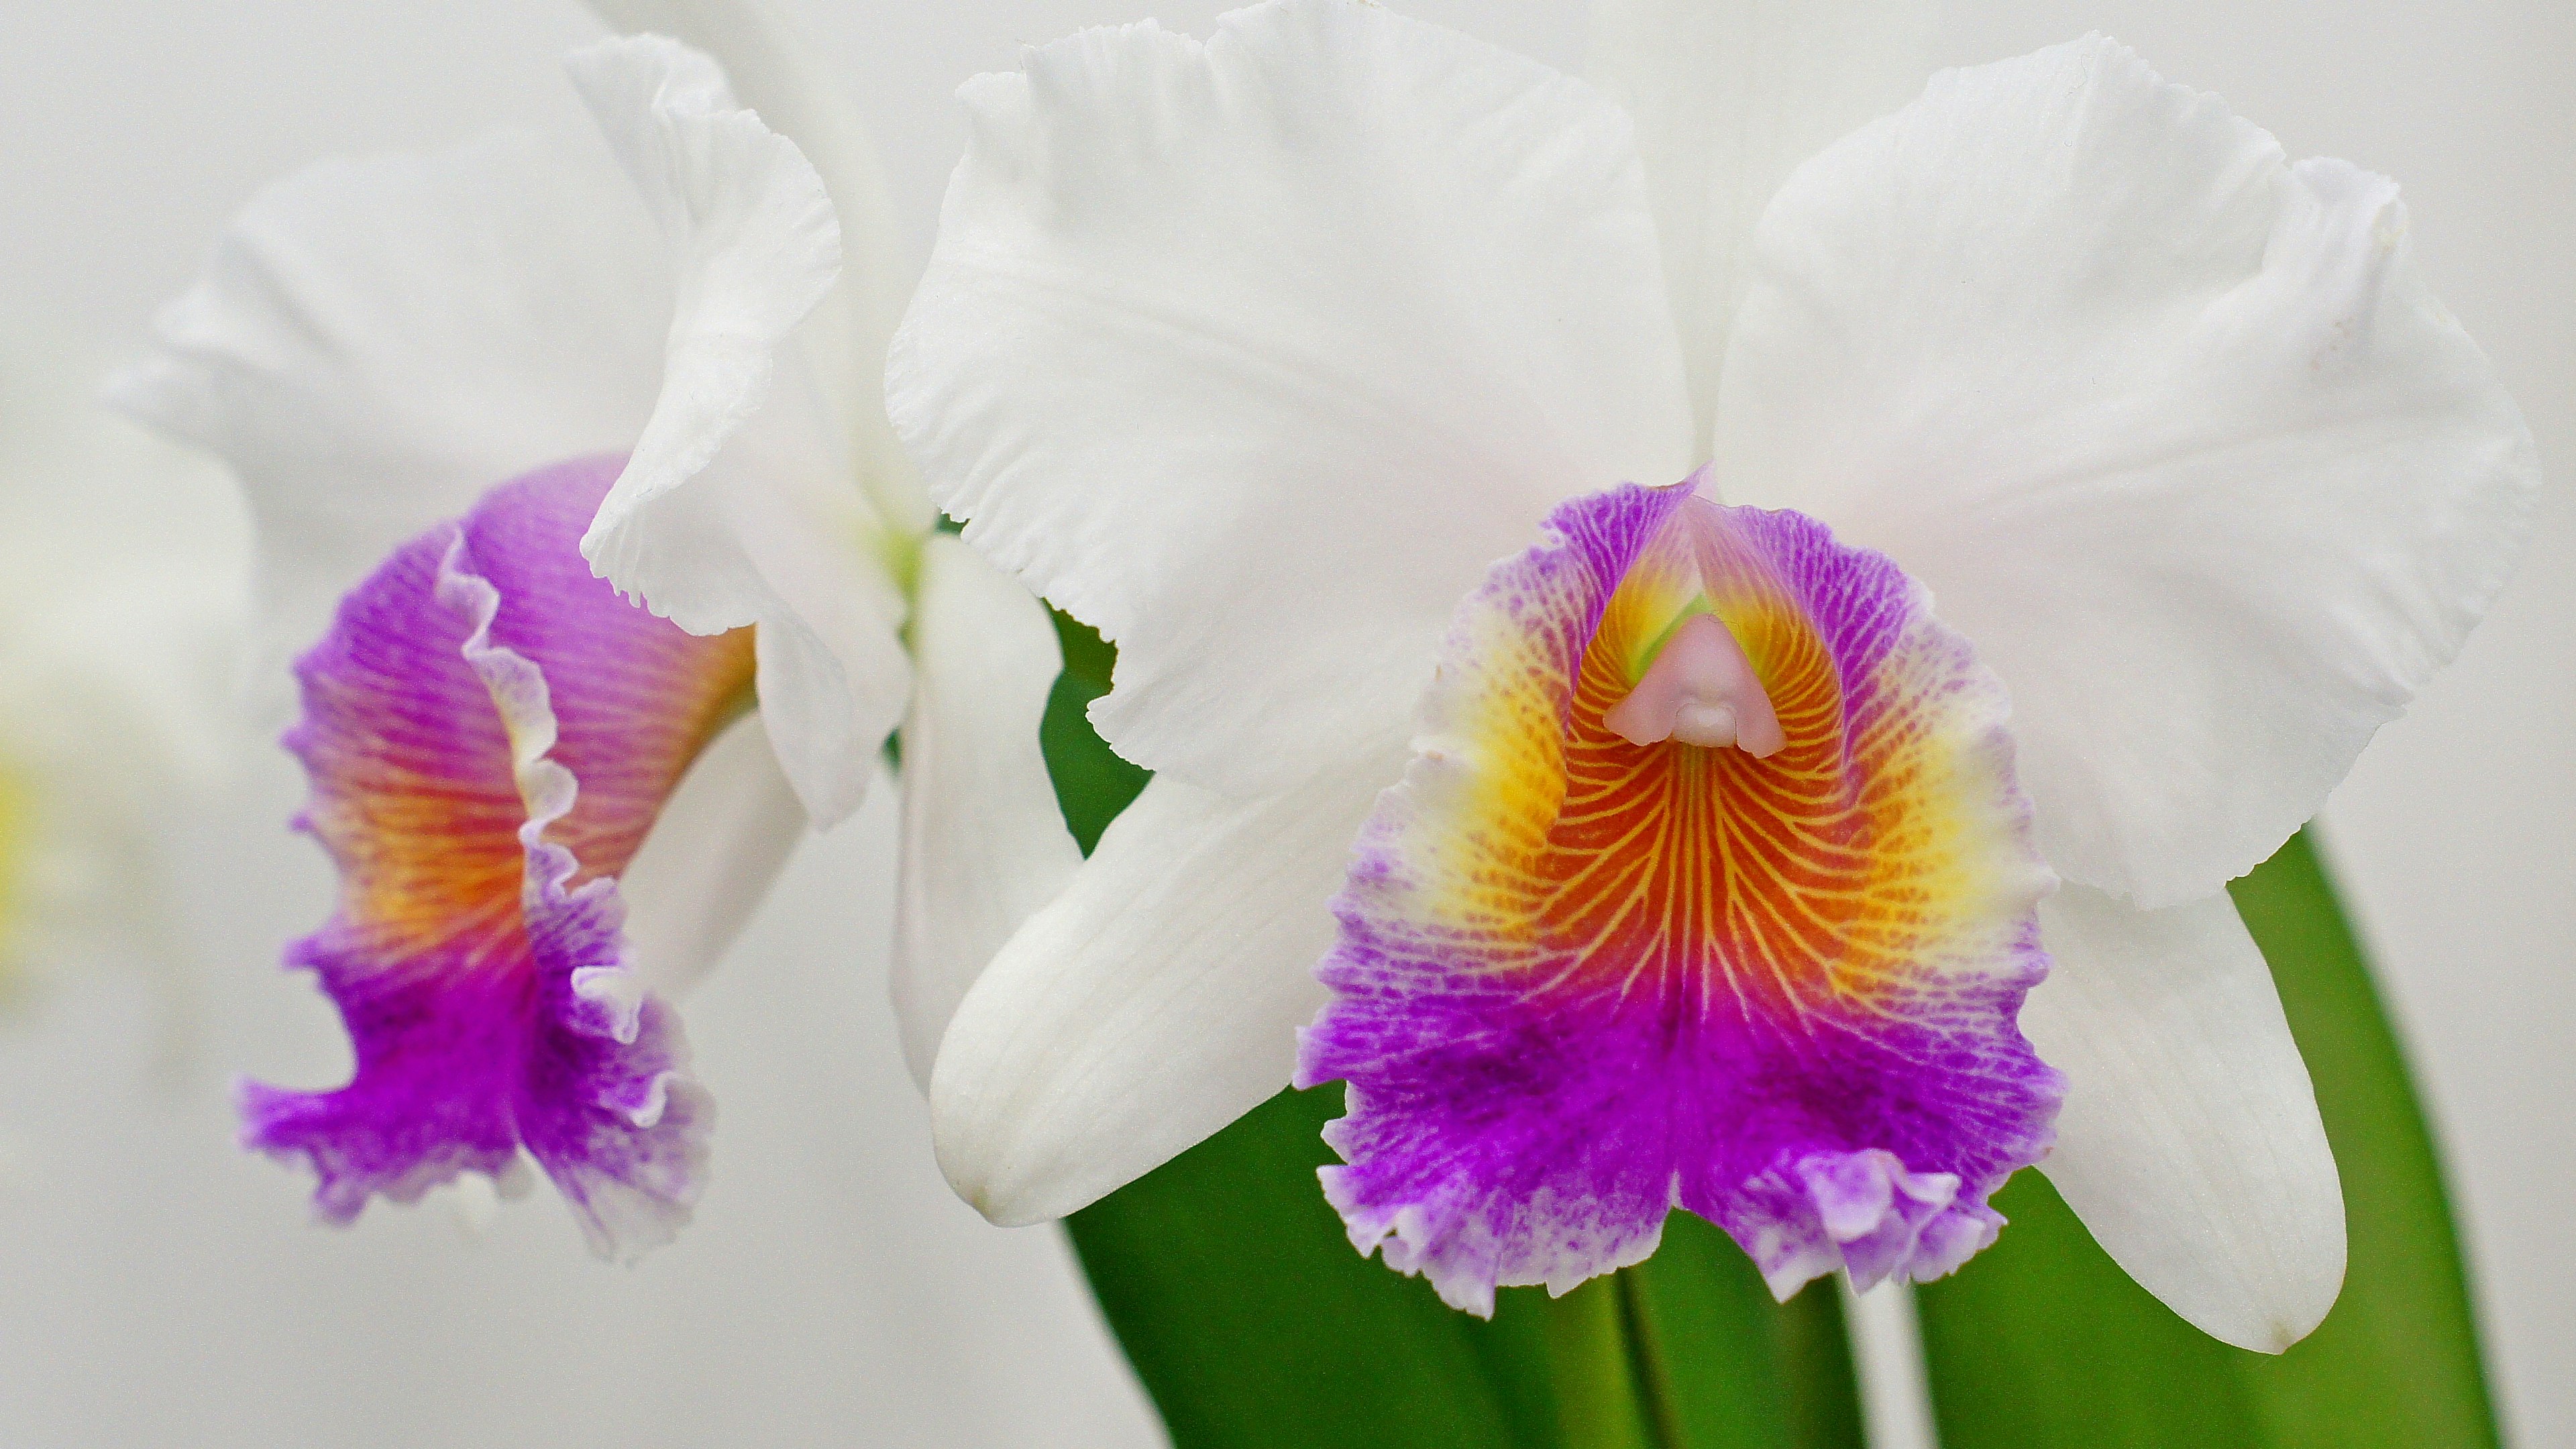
[
  {"left": 1298, "top": 478, "right": 2061, "bottom": 1314},
  {"left": 245, "top": 455, "right": 755, "bottom": 1258},
  {"left": 886, "top": 0, "right": 1694, "bottom": 801},
  {"left": 565, "top": 36, "right": 914, "bottom": 831},
  {"left": 1713, "top": 36, "right": 2540, "bottom": 908}
]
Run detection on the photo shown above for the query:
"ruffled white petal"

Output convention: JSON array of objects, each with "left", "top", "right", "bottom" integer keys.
[
  {"left": 891, "top": 536, "right": 1083, "bottom": 1091},
  {"left": 929, "top": 740, "right": 1403, "bottom": 1224},
  {"left": 581, "top": 0, "right": 933, "bottom": 534},
  {"left": 568, "top": 34, "right": 906, "bottom": 822},
  {"left": 1587, "top": 0, "right": 1937, "bottom": 449},
  {"left": 106, "top": 130, "right": 665, "bottom": 650},
  {"left": 2024, "top": 885, "right": 2345, "bottom": 1353},
  {"left": 1715, "top": 36, "right": 2540, "bottom": 907},
  {"left": 567, "top": 30, "right": 840, "bottom": 619},
  {"left": 887, "top": 0, "right": 1693, "bottom": 798},
  {"left": 619, "top": 710, "right": 806, "bottom": 1000}
]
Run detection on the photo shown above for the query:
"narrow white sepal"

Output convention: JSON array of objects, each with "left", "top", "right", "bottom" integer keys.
[
  {"left": 892, "top": 536, "right": 1083, "bottom": 1092},
  {"left": 929, "top": 741, "right": 1404, "bottom": 1225},
  {"left": 620, "top": 710, "right": 808, "bottom": 1000},
  {"left": 2025, "top": 885, "right": 2347, "bottom": 1352}
]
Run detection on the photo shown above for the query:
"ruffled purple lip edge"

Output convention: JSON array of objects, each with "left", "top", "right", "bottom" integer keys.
[{"left": 241, "top": 462, "right": 714, "bottom": 1260}]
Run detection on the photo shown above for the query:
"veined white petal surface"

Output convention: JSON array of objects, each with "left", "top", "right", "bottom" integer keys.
[
  {"left": 619, "top": 710, "right": 806, "bottom": 1000},
  {"left": 106, "top": 130, "right": 665, "bottom": 650},
  {"left": 892, "top": 535, "right": 1083, "bottom": 1091},
  {"left": 569, "top": 34, "right": 904, "bottom": 822},
  {"left": 1716, "top": 37, "right": 2540, "bottom": 908},
  {"left": 929, "top": 742, "right": 1403, "bottom": 1224},
  {"left": 2026, "top": 885, "right": 2345, "bottom": 1352},
  {"left": 582, "top": 0, "right": 934, "bottom": 534},
  {"left": 1587, "top": 0, "right": 1938, "bottom": 449},
  {"left": 888, "top": 0, "right": 1693, "bottom": 798}
]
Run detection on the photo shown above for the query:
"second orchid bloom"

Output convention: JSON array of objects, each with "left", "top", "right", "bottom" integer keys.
[{"left": 121, "top": 12, "right": 1075, "bottom": 1254}]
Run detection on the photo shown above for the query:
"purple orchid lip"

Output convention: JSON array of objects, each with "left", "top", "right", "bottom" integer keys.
[
  {"left": 243, "top": 454, "right": 753, "bottom": 1258},
  {"left": 1297, "top": 476, "right": 2061, "bottom": 1313}
]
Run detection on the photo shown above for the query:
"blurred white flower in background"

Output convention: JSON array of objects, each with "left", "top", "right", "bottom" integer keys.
[
  {"left": 106, "top": 1, "right": 1078, "bottom": 1254},
  {"left": 0, "top": 318, "right": 249, "bottom": 1020}
]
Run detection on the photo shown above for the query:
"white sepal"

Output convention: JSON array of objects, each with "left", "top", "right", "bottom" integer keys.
[
  {"left": 929, "top": 741, "right": 1403, "bottom": 1225},
  {"left": 2025, "top": 885, "right": 2346, "bottom": 1352},
  {"left": 620, "top": 710, "right": 807, "bottom": 1000},
  {"left": 891, "top": 537, "right": 1083, "bottom": 1092},
  {"left": 1589, "top": 0, "right": 1939, "bottom": 449}
]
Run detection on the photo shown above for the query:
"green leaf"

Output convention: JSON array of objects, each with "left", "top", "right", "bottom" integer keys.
[
  {"left": 1066, "top": 1085, "right": 1548, "bottom": 1449},
  {"left": 1040, "top": 612, "right": 1151, "bottom": 855},
  {"left": 1915, "top": 831, "right": 2501, "bottom": 1448},
  {"left": 1038, "top": 617, "right": 1865, "bottom": 1449}
]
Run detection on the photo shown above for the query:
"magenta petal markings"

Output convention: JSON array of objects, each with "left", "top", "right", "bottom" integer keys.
[
  {"left": 243, "top": 455, "right": 757, "bottom": 1257},
  {"left": 1297, "top": 476, "right": 2063, "bottom": 1313}
]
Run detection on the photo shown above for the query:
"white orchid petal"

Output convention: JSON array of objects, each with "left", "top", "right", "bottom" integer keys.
[
  {"left": 887, "top": 0, "right": 1693, "bottom": 798},
  {"left": 619, "top": 710, "right": 806, "bottom": 1000},
  {"left": 1716, "top": 36, "right": 2540, "bottom": 906},
  {"left": 581, "top": 0, "right": 932, "bottom": 533},
  {"left": 106, "top": 131, "right": 665, "bottom": 650},
  {"left": 2026, "top": 885, "right": 2345, "bottom": 1354},
  {"left": 892, "top": 536, "right": 1083, "bottom": 1091},
  {"left": 566, "top": 30, "right": 839, "bottom": 625},
  {"left": 730, "top": 411, "right": 912, "bottom": 822},
  {"left": 929, "top": 741, "right": 1403, "bottom": 1225},
  {"left": 1588, "top": 0, "right": 1938, "bottom": 449},
  {"left": 567, "top": 34, "right": 905, "bottom": 823},
  {"left": 743, "top": 555, "right": 906, "bottom": 826}
]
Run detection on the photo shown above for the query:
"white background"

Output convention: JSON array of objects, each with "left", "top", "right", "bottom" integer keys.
[{"left": 0, "top": 1, "right": 2565, "bottom": 1445}]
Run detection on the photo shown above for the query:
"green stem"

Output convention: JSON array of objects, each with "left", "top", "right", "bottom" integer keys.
[
  {"left": 1548, "top": 1277, "right": 1662, "bottom": 1449},
  {"left": 1619, "top": 1271, "right": 1688, "bottom": 1449}
]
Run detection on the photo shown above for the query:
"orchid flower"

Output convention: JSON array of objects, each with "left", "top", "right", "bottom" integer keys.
[
  {"left": 0, "top": 331, "right": 247, "bottom": 1002},
  {"left": 114, "top": 6, "right": 1076, "bottom": 1256},
  {"left": 885, "top": 0, "right": 2538, "bottom": 1350}
]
